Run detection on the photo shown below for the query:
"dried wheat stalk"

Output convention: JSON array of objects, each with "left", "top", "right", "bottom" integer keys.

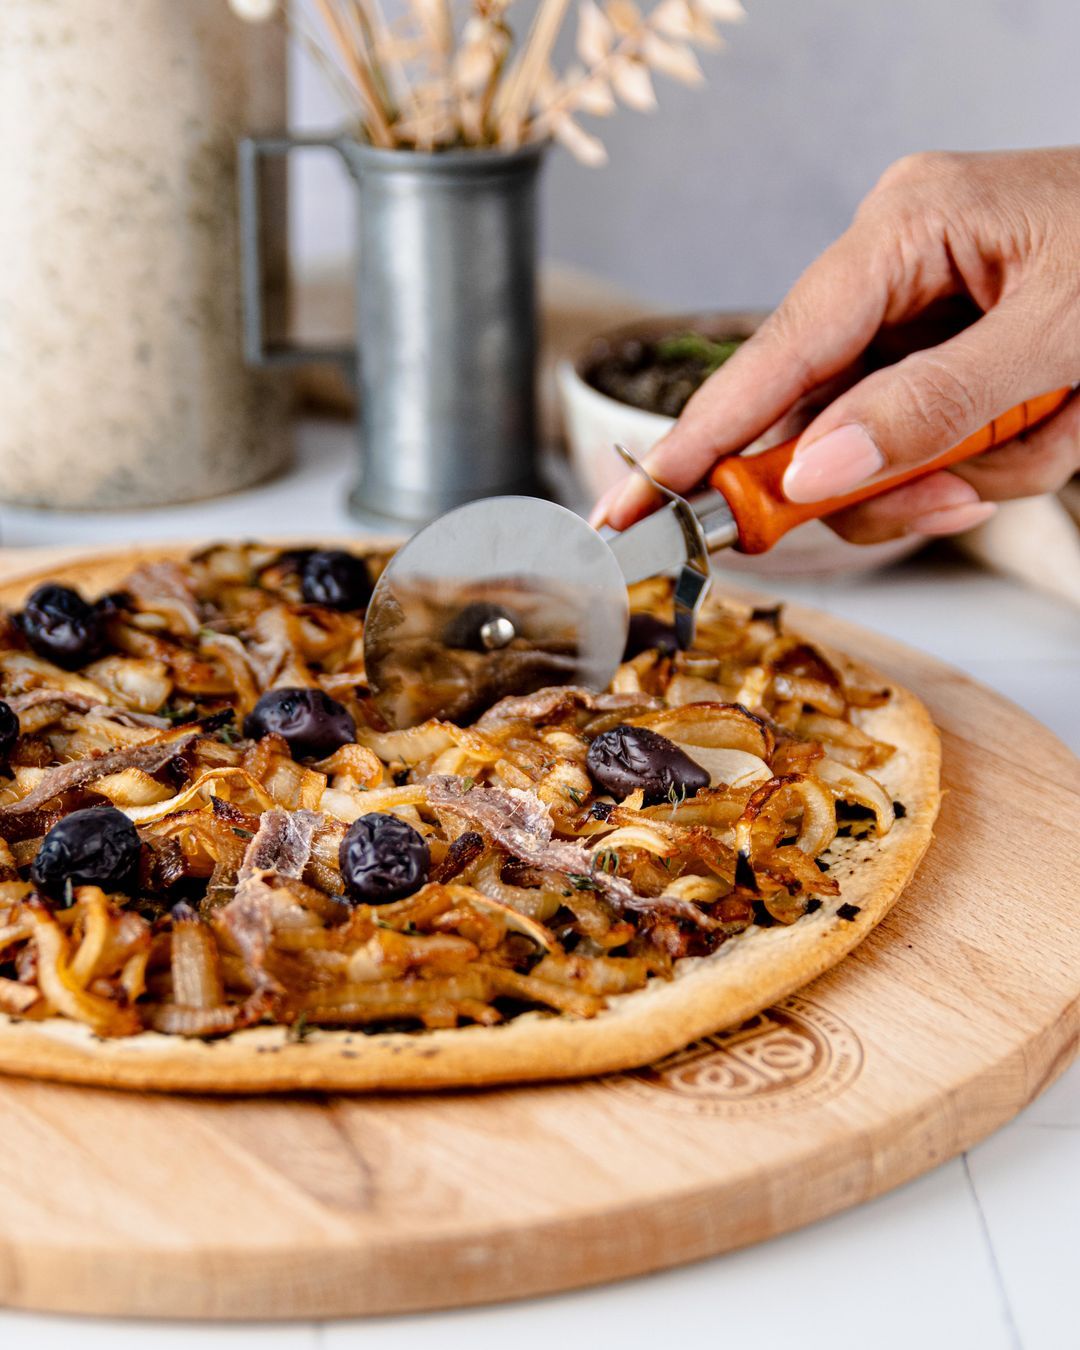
[{"left": 228, "top": 0, "right": 745, "bottom": 163}]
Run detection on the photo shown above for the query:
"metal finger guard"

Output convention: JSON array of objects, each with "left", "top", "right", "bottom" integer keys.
[{"left": 612, "top": 445, "right": 712, "bottom": 651}]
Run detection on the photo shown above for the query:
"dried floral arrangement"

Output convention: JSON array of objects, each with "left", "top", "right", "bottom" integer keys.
[{"left": 229, "top": 0, "right": 745, "bottom": 163}]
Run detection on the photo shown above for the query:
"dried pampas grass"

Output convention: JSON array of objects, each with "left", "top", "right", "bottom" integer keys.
[{"left": 227, "top": 0, "right": 744, "bottom": 162}]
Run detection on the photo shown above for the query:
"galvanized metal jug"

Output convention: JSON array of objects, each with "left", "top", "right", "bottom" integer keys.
[{"left": 239, "top": 139, "right": 545, "bottom": 522}]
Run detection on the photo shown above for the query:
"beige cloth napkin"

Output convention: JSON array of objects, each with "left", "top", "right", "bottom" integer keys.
[{"left": 294, "top": 261, "right": 1080, "bottom": 606}]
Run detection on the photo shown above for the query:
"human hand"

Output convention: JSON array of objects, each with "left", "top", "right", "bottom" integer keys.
[{"left": 593, "top": 148, "right": 1080, "bottom": 543}]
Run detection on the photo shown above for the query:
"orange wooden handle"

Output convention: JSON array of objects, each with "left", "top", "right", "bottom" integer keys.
[{"left": 708, "top": 387, "right": 1073, "bottom": 554}]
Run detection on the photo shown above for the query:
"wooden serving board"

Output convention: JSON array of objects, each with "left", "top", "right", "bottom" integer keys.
[{"left": 0, "top": 545, "right": 1077, "bottom": 1321}]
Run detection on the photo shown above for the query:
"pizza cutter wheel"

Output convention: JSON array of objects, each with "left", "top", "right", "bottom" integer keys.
[{"left": 365, "top": 388, "right": 1071, "bottom": 727}]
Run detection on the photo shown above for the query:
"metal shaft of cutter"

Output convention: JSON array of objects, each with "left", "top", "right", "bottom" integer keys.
[{"left": 605, "top": 490, "right": 739, "bottom": 585}]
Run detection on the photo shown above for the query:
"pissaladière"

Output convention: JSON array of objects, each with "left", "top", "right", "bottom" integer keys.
[{"left": 0, "top": 545, "right": 940, "bottom": 1093}]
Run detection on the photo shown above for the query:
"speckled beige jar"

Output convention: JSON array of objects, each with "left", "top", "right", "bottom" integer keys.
[{"left": 0, "top": 2, "right": 290, "bottom": 508}]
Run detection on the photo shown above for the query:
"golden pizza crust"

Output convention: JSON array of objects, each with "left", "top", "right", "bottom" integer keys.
[{"left": 0, "top": 549, "right": 941, "bottom": 1093}]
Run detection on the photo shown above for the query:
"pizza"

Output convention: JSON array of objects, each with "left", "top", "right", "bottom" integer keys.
[{"left": 0, "top": 542, "right": 940, "bottom": 1092}]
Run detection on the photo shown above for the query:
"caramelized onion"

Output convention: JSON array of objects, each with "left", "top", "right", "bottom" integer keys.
[
  {"left": 0, "top": 975, "right": 38, "bottom": 1014},
  {"left": 630, "top": 702, "right": 773, "bottom": 758},
  {"left": 24, "top": 901, "right": 140, "bottom": 1036},
  {"left": 670, "top": 744, "right": 772, "bottom": 789},
  {"left": 735, "top": 774, "right": 837, "bottom": 860},
  {"left": 815, "top": 757, "right": 895, "bottom": 834},
  {"left": 169, "top": 904, "right": 225, "bottom": 1009}
]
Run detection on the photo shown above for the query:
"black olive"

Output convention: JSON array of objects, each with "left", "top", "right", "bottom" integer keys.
[
  {"left": 586, "top": 724, "right": 709, "bottom": 806},
  {"left": 21, "top": 584, "right": 106, "bottom": 670},
  {"left": 622, "top": 613, "right": 679, "bottom": 660},
  {"left": 31, "top": 806, "right": 141, "bottom": 902},
  {"left": 442, "top": 601, "right": 519, "bottom": 652},
  {"left": 299, "top": 550, "right": 373, "bottom": 611},
  {"left": 339, "top": 812, "right": 430, "bottom": 904},
  {"left": 243, "top": 687, "right": 356, "bottom": 761},
  {"left": 94, "top": 591, "right": 131, "bottom": 619},
  {"left": 0, "top": 700, "right": 19, "bottom": 768},
  {"left": 272, "top": 548, "right": 313, "bottom": 571}
]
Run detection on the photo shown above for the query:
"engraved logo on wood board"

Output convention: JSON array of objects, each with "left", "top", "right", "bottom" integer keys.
[{"left": 606, "top": 995, "right": 864, "bottom": 1116}]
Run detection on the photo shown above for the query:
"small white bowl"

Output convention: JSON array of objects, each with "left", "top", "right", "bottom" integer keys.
[{"left": 556, "top": 314, "right": 923, "bottom": 579}]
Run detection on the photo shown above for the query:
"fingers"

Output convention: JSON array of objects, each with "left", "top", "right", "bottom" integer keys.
[
  {"left": 818, "top": 380, "right": 1080, "bottom": 543},
  {"left": 597, "top": 224, "right": 894, "bottom": 530},
  {"left": 823, "top": 471, "right": 996, "bottom": 544},
  {"left": 782, "top": 288, "right": 1067, "bottom": 504},
  {"left": 949, "top": 388, "right": 1080, "bottom": 499}
]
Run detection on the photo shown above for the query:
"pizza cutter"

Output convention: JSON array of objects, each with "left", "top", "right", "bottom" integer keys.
[{"left": 364, "top": 387, "right": 1071, "bottom": 727}]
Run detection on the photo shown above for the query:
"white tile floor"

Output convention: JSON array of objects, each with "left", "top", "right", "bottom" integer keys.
[{"left": 0, "top": 423, "right": 1077, "bottom": 1350}]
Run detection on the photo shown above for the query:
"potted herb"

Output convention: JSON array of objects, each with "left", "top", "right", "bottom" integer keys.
[{"left": 585, "top": 328, "right": 746, "bottom": 418}]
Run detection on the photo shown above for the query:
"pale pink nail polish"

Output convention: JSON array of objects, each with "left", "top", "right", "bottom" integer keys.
[
  {"left": 908, "top": 501, "right": 997, "bottom": 536},
  {"left": 588, "top": 482, "right": 622, "bottom": 529},
  {"left": 782, "top": 425, "right": 885, "bottom": 503}
]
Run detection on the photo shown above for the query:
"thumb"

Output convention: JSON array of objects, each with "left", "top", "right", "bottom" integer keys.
[{"left": 782, "top": 291, "right": 1063, "bottom": 504}]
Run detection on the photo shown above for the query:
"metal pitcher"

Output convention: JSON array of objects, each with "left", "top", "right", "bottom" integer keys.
[{"left": 239, "top": 138, "right": 545, "bottom": 522}]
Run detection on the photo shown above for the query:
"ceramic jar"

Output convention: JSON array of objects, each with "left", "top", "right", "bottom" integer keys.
[{"left": 0, "top": 1, "right": 290, "bottom": 508}]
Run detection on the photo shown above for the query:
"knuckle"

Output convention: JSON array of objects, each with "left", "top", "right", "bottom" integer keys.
[
  {"left": 869, "top": 154, "right": 919, "bottom": 200},
  {"left": 895, "top": 356, "right": 979, "bottom": 445},
  {"left": 913, "top": 149, "right": 967, "bottom": 178},
  {"left": 863, "top": 152, "right": 972, "bottom": 226},
  {"left": 758, "top": 303, "right": 819, "bottom": 387},
  {"left": 873, "top": 154, "right": 920, "bottom": 194},
  {"left": 876, "top": 150, "right": 964, "bottom": 193}
]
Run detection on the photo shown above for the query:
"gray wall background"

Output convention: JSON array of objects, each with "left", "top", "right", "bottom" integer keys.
[{"left": 290, "top": 0, "right": 1079, "bottom": 311}]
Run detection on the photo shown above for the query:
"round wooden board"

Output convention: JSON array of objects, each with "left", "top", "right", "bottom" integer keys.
[{"left": 0, "top": 544, "right": 1077, "bottom": 1321}]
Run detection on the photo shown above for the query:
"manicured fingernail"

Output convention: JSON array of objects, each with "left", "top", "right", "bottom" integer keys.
[
  {"left": 593, "top": 476, "right": 644, "bottom": 529},
  {"left": 783, "top": 425, "right": 885, "bottom": 503},
  {"left": 908, "top": 501, "right": 998, "bottom": 536},
  {"left": 588, "top": 481, "right": 624, "bottom": 529}
]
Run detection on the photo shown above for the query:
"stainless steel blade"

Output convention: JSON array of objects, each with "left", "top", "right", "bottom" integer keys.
[{"left": 365, "top": 497, "right": 630, "bottom": 728}]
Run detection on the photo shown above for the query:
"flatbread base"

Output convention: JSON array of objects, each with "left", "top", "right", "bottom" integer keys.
[{"left": 0, "top": 553, "right": 940, "bottom": 1093}]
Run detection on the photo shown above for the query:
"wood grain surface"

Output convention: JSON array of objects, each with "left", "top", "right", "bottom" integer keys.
[{"left": 0, "top": 543, "right": 1076, "bottom": 1321}]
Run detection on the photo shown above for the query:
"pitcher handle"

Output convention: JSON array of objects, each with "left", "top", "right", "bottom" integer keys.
[{"left": 237, "top": 134, "right": 356, "bottom": 375}]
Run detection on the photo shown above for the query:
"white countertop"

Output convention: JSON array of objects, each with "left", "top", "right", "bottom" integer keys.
[{"left": 0, "top": 423, "right": 1077, "bottom": 1350}]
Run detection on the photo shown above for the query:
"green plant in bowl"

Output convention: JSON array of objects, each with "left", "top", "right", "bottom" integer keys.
[
  {"left": 585, "top": 330, "right": 746, "bottom": 419},
  {"left": 653, "top": 333, "right": 743, "bottom": 374}
]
